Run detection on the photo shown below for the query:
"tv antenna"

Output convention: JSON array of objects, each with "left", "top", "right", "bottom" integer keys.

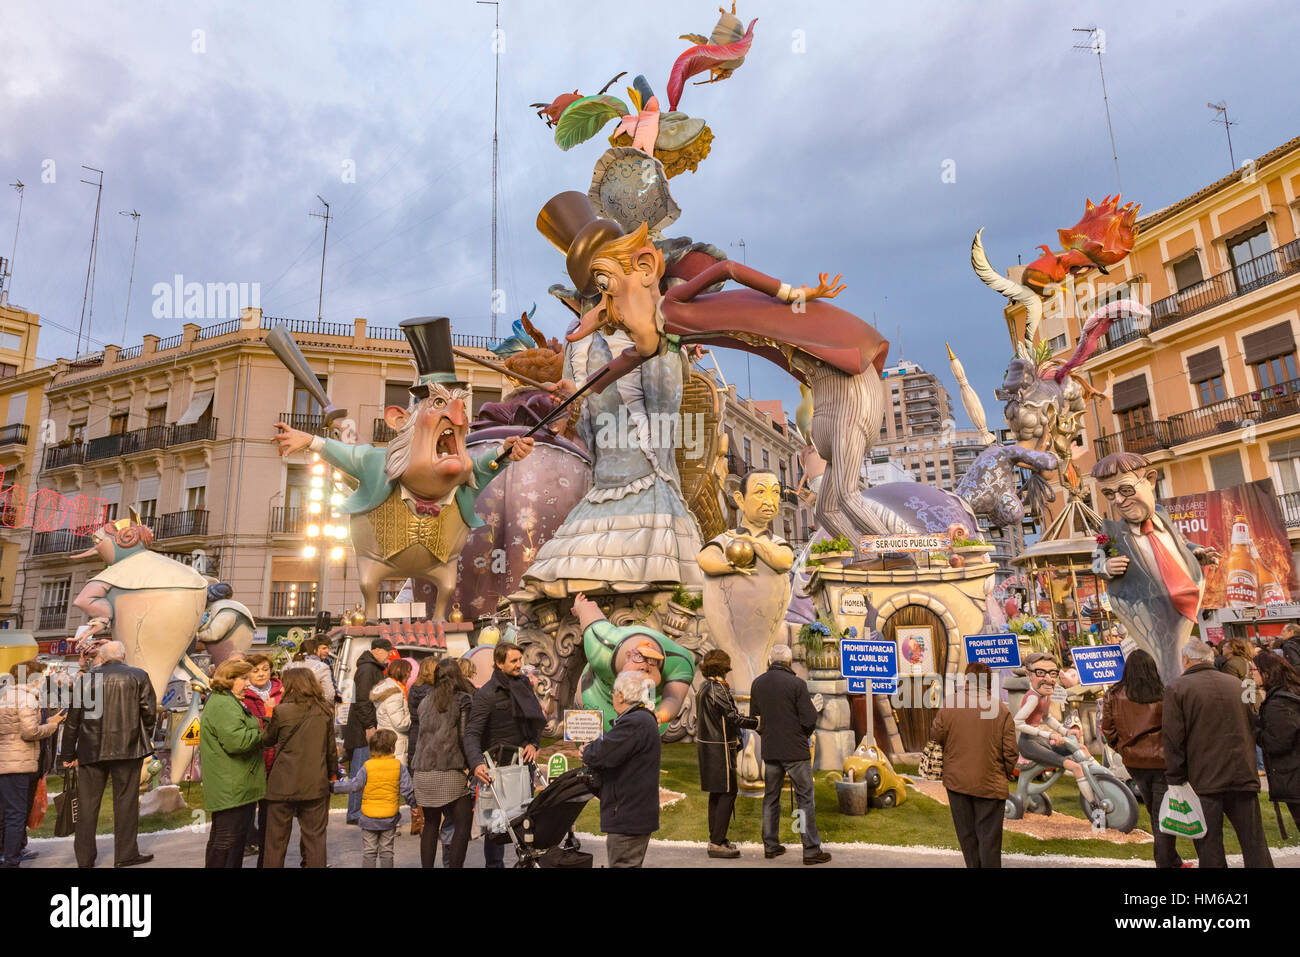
[
  {"left": 309, "top": 195, "right": 331, "bottom": 322},
  {"left": 3, "top": 181, "right": 23, "bottom": 301},
  {"left": 119, "top": 210, "right": 141, "bottom": 344},
  {"left": 1072, "top": 26, "right": 1122, "bottom": 193},
  {"left": 1207, "top": 101, "right": 1238, "bottom": 172},
  {"left": 77, "top": 166, "right": 104, "bottom": 356},
  {"left": 478, "top": 0, "right": 501, "bottom": 339}
]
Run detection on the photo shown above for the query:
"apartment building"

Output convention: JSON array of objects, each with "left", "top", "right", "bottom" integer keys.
[
  {"left": 0, "top": 298, "right": 52, "bottom": 623},
  {"left": 871, "top": 359, "right": 986, "bottom": 490},
  {"left": 14, "top": 310, "right": 511, "bottom": 641},
  {"left": 1001, "top": 133, "right": 1300, "bottom": 561}
]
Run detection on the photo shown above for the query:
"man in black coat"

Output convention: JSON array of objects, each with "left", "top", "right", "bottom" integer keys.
[
  {"left": 1277, "top": 624, "right": 1300, "bottom": 671},
  {"left": 750, "top": 644, "right": 830, "bottom": 865},
  {"left": 580, "top": 670, "right": 661, "bottom": 868},
  {"left": 342, "top": 637, "right": 392, "bottom": 825},
  {"left": 463, "top": 642, "right": 544, "bottom": 868},
  {"left": 59, "top": 641, "right": 157, "bottom": 868},
  {"left": 1164, "top": 640, "right": 1272, "bottom": 868}
]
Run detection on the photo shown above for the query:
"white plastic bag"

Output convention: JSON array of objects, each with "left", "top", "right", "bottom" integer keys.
[
  {"left": 474, "top": 751, "right": 533, "bottom": 830},
  {"left": 1158, "top": 783, "right": 1207, "bottom": 838}
]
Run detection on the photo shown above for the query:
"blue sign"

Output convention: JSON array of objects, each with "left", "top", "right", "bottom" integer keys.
[
  {"left": 1070, "top": 645, "right": 1126, "bottom": 687},
  {"left": 963, "top": 633, "right": 1022, "bottom": 669},
  {"left": 841, "top": 639, "right": 898, "bottom": 694}
]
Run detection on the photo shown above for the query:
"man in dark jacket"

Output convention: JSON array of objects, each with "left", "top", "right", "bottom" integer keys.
[
  {"left": 750, "top": 644, "right": 830, "bottom": 865},
  {"left": 1277, "top": 624, "right": 1300, "bottom": 671},
  {"left": 1164, "top": 640, "right": 1273, "bottom": 868},
  {"left": 930, "top": 662, "right": 1018, "bottom": 868},
  {"left": 342, "top": 637, "right": 392, "bottom": 825},
  {"left": 59, "top": 641, "right": 157, "bottom": 868},
  {"left": 580, "top": 670, "right": 661, "bottom": 867},
  {"left": 464, "top": 641, "right": 544, "bottom": 868}
]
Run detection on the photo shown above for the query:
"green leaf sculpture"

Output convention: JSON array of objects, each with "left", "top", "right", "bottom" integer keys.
[{"left": 554, "top": 94, "right": 629, "bottom": 151}]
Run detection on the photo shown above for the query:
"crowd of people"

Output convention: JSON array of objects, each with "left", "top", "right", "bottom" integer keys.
[{"left": 1, "top": 621, "right": 1297, "bottom": 869}]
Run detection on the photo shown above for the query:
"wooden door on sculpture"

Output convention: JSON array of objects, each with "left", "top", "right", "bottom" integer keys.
[{"left": 880, "top": 604, "right": 948, "bottom": 752}]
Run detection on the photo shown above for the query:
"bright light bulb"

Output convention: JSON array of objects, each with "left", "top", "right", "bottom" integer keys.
[
  {"left": 302, "top": 546, "right": 316, "bottom": 559},
  {"left": 335, "top": 526, "right": 348, "bottom": 540},
  {"left": 309, "top": 488, "right": 323, "bottom": 501},
  {"left": 311, "top": 463, "right": 325, "bottom": 475},
  {"left": 330, "top": 547, "right": 344, "bottom": 560},
  {"left": 333, "top": 470, "right": 342, "bottom": 480},
  {"left": 307, "top": 525, "right": 320, "bottom": 537},
  {"left": 330, "top": 493, "right": 343, "bottom": 506},
  {"left": 322, "top": 524, "right": 335, "bottom": 537},
  {"left": 308, "top": 502, "right": 322, "bottom": 514},
  {"left": 310, "top": 476, "right": 324, "bottom": 488}
]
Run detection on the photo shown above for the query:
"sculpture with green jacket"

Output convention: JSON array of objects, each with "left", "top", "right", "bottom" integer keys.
[{"left": 273, "top": 317, "right": 535, "bottom": 622}]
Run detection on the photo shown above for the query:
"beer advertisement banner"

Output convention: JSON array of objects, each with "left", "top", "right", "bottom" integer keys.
[{"left": 1161, "top": 478, "right": 1296, "bottom": 610}]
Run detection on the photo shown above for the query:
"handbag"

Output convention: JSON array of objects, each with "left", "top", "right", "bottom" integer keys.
[
  {"left": 1158, "top": 783, "right": 1207, "bottom": 838},
  {"left": 53, "top": 770, "right": 79, "bottom": 838},
  {"left": 474, "top": 749, "right": 533, "bottom": 835},
  {"left": 27, "top": 776, "right": 49, "bottom": 830},
  {"left": 918, "top": 741, "right": 944, "bottom": 781}
]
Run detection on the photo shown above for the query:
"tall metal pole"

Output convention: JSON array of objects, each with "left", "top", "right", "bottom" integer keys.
[
  {"left": 479, "top": 0, "right": 500, "bottom": 339},
  {"left": 78, "top": 166, "right": 104, "bottom": 356},
  {"left": 1208, "top": 101, "right": 1237, "bottom": 172},
  {"left": 4, "top": 181, "right": 23, "bottom": 300},
  {"left": 118, "top": 210, "right": 141, "bottom": 344},
  {"left": 310, "top": 195, "right": 331, "bottom": 322},
  {"left": 1073, "top": 28, "right": 1121, "bottom": 193},
  {"left": 732, "top": 239, "right": 750, "bottom": 395}
]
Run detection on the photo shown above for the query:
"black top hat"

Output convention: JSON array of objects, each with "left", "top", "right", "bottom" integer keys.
[
  {"left": 537, "top": 191, "right": 625, "bottom": 297},
  {"left": 399, "top": 316, "right": 464, "bottom": 397}
]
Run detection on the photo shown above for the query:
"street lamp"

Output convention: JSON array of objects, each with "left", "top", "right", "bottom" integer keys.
[{"left": 302, "top": 451, "right": 351, "bottom": 622}]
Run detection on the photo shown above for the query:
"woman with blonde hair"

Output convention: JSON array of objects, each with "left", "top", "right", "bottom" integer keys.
[{"left": 201, "top": 659, "right": 266, "bottom": 868}]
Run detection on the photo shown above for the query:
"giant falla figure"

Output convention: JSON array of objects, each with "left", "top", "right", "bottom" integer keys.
[{"left": 274, "top": 317, "right": 535, "bottom": 621}]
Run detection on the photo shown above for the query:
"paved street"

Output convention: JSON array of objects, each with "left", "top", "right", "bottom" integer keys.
[{"left": 25, "top": 809, "right": 1300, "bottom": 868}]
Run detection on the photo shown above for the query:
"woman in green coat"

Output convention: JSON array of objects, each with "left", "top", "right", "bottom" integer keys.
[{"left": 200, "top": 658, "right": 267, "bottom": 868}]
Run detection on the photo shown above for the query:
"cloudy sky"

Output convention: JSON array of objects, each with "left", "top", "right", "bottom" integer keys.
[{"left": 3, "top": 0, "right": 1297, "bottom": 423}]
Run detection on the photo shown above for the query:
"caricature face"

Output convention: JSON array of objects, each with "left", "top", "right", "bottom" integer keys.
[
  {"left": 734, "top": 472, "right": 780, "bottom": 529},
  {"left": 1027, "top": 659, "right": 1059, "bottom": 696},
  {"left": 1097, "top": 468, "right": 1157, "bottom": 524},
  {"left": 578, "top": 251, "right": 664, "bottom": 358},
  {"left": 383, "top": 385, "right": 474, "bottom": 499}
]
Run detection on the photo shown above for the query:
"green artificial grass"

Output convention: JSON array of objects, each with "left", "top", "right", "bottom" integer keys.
[{"left": 570, "top": 743, "right": 1300, "bottom": 861}]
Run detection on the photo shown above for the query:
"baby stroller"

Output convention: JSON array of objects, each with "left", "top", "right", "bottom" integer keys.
[{"left": 483, "top": 765, "right": 600, "bottom": 868}]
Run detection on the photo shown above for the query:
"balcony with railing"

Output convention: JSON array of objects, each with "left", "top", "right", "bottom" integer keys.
[
  {"left": 279, "top": 412, "right": 331, "bottom": 436},
  {"left": 77, "top": 419, "right": 218, "bottom": 466},
  {"left": 42, "top": 442, "right": 86, "bottom": 470},
  {"left": 0, "top": 423, "right": 30, "bottom": 448},
  {"left": 37, "top": 607, "right": 68, "bottom": 631},
  {"left": 1278, "top": 491, "right": 1300, "bottom": 528},
  {"left": 32, "top": 529, "right": 95, "bottom": 556},
  {"left": 1167, "top": 377, "right": 1300, "bottom": 445},
  {"left": 1096, "top": 240, "right": 1300, "bottom": 357},
  {"left": 373, "top": 417, "right": 397, "bottom": 443},
  {"left": 1093, "top": 420, "right": 1175, "bottom": 460},
  {"left": 268, "top": 586, "right": 317, "bottom": 617},
  {"left": 154, "top": 509, "right": 208, "bottom": 539},
  {"left": 269, "top": 505, "right": 311, "bottom": 534}
]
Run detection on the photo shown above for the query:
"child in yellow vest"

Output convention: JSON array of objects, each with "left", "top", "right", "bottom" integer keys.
[{"left": 330, "top": 729, "right": 416, "bottom": 867}]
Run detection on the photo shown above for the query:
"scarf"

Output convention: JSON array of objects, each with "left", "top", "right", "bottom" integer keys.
[{"left": 487, "top": 669, "right": 545, "bottom": 740}]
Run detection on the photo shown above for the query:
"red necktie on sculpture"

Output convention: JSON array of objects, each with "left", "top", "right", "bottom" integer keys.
[{"left": 1139, "top": 519, "right": 1200, "bottom": 621}]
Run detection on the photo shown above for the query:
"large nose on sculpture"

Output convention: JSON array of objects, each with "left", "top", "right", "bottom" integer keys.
[{"left": 446, "top": 400, "right": 466, "bottom": 428}]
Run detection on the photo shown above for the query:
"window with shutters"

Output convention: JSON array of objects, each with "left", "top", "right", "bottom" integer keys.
[
  {"left": 1209, "top": 450, "right": 1246, "bottom": 490},
  {"left": 1172, "top": 254, "right": 1204, "bottom": 292},
  {"left": 1118, "top": 404, "right": 1151, "bottom": 432},
  {"left": 145, "top": 406, "right": 166, "bottom": 429},
  {"left": 761, "top": 449, "right": 770, "bottom": 470},
  {"left": 109, "top": 411, "right": 128, "bottom": 435},
  {"left": 1256, "top": 354, "right": 1299, "bottom": 389},
  {"left": 1197, "top": 377, "right": 1226, "bottom": 404},
  {"left": 186, "top": 485, "right": 206, "bottom": 511},
  {"left": 1228, "top": 225, "right": 1277, "bottom": 291},
  {"left": 39, "top": 578, "right": 71, "bottom": 631},
  {"left": 743, "top": 438, "right": 752, "bottom": 468},
  {"left": 68, "top": 421, "right": 86, "bottom": 442},
  {"left": 0, "top": 363, "right": 17, "bottom": 378},
  {"left": 1269, "top": 440, "right": 1300, "bottom": 495},
  {"left": 1045, "top": 333, "right": 1068, "bottom": 353},
  {"left": 293, "top": 378, "right": 328, "bottom": 416}
]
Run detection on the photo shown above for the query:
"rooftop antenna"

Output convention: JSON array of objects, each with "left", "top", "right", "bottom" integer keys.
[
  {"left": 1207, "top": 101, "right": 1238, "bottom": 172},
  {"left": 1072, "top": 26, "right": 1122, "bottom": 193},
  {"left": 77, "top": 166, "right": 104, "bottom": 356},
  {"left": 118, "top": 210, "right": 141, "bottom": 344},
  {"left": 309, "top": 195, "right": 331, "bottom": 322},
  {"left": 731, "top": 239, "right": 751, "bottom": 395},
  {"left": 3, "top": 180, "right": 23, "bottom": 302},
  {"left": 478, "top": 0, "right": 501, "bottom": 339}
]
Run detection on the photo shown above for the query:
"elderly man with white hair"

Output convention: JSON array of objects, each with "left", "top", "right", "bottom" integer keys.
[
  {"left": 60, "top": 639, "right": 158, "bottom": 869},
  {"left": 578, "top": 670, "right": 661, "bottom": 868},
  {"left": 1163, "top": 640, "right": 1272, "bottom": 868},
  {"left": 750, "top": 644, "right": 830, "bottom": 865}
]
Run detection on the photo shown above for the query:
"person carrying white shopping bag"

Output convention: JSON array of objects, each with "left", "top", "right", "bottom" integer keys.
[
  {"left": 1158, "top": 783, "right": 1206, "bottom": 839},
  {"left": 1162, "top": 640, "right": 1272, "bottom": 868}
]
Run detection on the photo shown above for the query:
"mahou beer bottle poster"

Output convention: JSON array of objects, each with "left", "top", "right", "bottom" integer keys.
[{"left": 1161, "top": 478, "right": 1298, "bottom": 610}]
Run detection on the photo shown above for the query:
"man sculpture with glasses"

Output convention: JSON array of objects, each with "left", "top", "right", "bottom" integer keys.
[
  {"left": 1014, "top": 652, "right": 1097, "bottom": 808},
  {"left": 1090, "top": 451, "right": 1220, "bottom": 683}
]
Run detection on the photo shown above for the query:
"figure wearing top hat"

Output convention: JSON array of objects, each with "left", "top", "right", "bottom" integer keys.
[
  {"left": 273, "top": 317, "right": 535, "bottom": 622},
  {"left": 534, "top": 190, "right": 893, "bottom": 556}
]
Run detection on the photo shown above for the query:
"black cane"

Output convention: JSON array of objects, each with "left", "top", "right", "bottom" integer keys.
[{"left": 487, "top": 365, "right": 615, "bottom": 471}]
